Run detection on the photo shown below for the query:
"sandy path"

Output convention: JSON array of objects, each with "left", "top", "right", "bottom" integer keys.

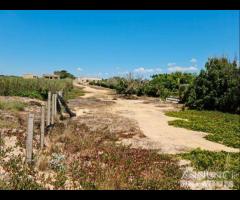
[{"left": 74, "top": 82, "right": 239, "bottom": 154}]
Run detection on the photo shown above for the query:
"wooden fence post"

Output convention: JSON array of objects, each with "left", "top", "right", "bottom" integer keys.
[
  {"left": 54, "top": 94, "right": 57, "bottom": 116},
  {"left": 57, "top": 91, "right": 63, "bottom": 108},
  {"left": 40, "top": 106, "right": 45, "bottom": 149},
  {"left": 26, "top": 114, "right": 34, "bottom": 164},
  {"left": 57, "top": 91, "right": 64, "bottom": 119},
  {"left": 47, "top": 91, "right": 51, "bottom": 126},
  {"left": 51, "top": 94, "right": 55, "bottom": 125},
  {"left": 0, "top": 129, "right": 3, "bottom": 153},
  {"left": 58, "top": 90, "right": 63, "bottom": 97}
]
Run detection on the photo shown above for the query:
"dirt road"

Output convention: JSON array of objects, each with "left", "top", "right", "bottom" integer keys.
[{"left": 73, "top": 82, "right": 239, "bottom": 154}]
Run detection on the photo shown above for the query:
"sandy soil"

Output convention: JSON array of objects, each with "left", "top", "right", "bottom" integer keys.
[{"left": 73, "top": 82, "right": 239, "bottom": 154}]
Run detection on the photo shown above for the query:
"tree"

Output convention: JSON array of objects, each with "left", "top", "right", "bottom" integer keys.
[
  {"left": 147, "top": 72, "right": 195, "bottom": 99},
  {"left": 54, "top": 70, "right": 75, "bottom": 79},
  {"left": 184, "top": 57, "right": 240, "bottom": 113}
]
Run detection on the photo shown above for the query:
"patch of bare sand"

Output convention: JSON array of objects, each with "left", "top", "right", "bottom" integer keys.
[
  {"left": 73, "top": 83, "right": 239, "bottom": 154},
  {"left": 73, "top": 81, "right": 114, "bottom": 99}
]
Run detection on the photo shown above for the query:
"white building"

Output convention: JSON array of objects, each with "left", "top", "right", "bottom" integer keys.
[
  {"left": 22, "top": 74, "right": 38, "bottom": 79},
  {"left": 77, "top": 76, "right": 102, "bottom": 84}
]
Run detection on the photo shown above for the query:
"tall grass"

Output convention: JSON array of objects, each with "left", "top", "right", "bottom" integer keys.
[
  {"left": 0, "top": 100, "right": 26, "bottom": 111},
  {"left": 0, "top": 77, "right": 73, "bottom": 100}
]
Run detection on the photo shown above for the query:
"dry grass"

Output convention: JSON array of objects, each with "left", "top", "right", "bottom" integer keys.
[
  {"left": 37, "top": 155, "right": 50, "bottom": 171},
  {"left": 44, "top": 114, "right": 185, "bottom": 190},
  {"left": 0, "top": 100, "right": 26, "bottom": 112},
  {"left": 74, "top": 112, "right": 145, "bottom": 139},
  {"left": 68, "top": 97, "right": 115, "bottom": 109},
  {"left": 0, "top": 95, "right": 185, "bottom": 190}
]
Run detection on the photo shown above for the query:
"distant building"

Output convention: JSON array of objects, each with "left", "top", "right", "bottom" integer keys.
[
  {"left": 77, "top": 76, "right": 101, "bottom": 84},
  {"left": 23, "top": 74, "right": 38, "bottom": 79},
  {"left": 43, "top": 74, "right": 60, "bottom": 80}
]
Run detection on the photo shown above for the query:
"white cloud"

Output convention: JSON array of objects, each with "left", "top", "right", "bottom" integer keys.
[
  {"left": 134, "top": 67, "right": 154, "bottom": 73},
  {"left": 118, "top": 71, "right": 129, "bottom": 75},
  {"left": 168, "top": 66, "right": 198, "bottom": 72},
  {"left": 190, "top": 58, "right": 197, "bottom": 68},
  {"left": 155, "top": 68, "right": 162, "bottom": 72},
  {"left": 190, "top": 58, "right": 197, "bottom": 63},
  {"left": 167, "top": 63, "right": 176, "bottom": 67},
  {"left": 77, "top": 67, "right": 83, "bottom": 71},
  {"left": 134, "top": 67, "right": 162, "bottom": 74},
  {"left": 167, "top": 59, "right": 198, "bottom": 72}
]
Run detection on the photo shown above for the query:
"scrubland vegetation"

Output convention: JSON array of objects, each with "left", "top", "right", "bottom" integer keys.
[
  {"left": 166, "top": 110, "right": 240, "bottom": 148},
  {"left": 91, "top": 57, "right": 240, "bottom": 114},
  {"left": 166, "top": 110, "right": 240, "bottom": 189},
  {"left": 0, "top": 100, "right": 26, "bottom": 112},
  {"left": 91, "top": 72, "right": 195, "bottom": 101},
  {"left": 181, "top": 149, "right": 240, "bottom": 189},
  {"left": 0, "top": 57, "right": 239, "bottom": 190},
  {"left": 184, "top": 57, "right": 240, "bottom": 113},
  {"left": 89, "top": 57, "right": 240, "bottom": 190},
  {"left": 0, "top": 110, "right": 185, "bottom": 190},
  {"left": 0, "top": 76, "right": 78, "bottom": 100},
  {"left": 64, "top": 87, "right": 85, "bottom": 100}
]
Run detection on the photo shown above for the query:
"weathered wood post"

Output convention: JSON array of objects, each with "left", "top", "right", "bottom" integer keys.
[
  {"left": 47, "top": 91, "right": 51, "bottom": 126},
  {"left": 40, "top": 106, "right": 45, "bottom": 149},
  {"left": 0, "top": 129, "right": 3, "bottom": 153},
  {"left": 26, "top": 114, "right": 34, "bottom": 164},
  {"left": 57, "top": 95, "right": 76, "bottom": 118},
  {"left": 57, "top": 91, "right": 63, "bottom": 119},
  {"left": 57, "top": 91, "right": 63, "bottom": 107},
  {"left": 51, "top": 93, "right": 55, "bottom": 125},
  {"left": 54, "top": 94, "right": 57, "bottom": 116},
  {"left": 58, "top": 90, "right": 63, "bottom": 97}
]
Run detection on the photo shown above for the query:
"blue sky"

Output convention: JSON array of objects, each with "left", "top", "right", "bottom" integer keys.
[{"left": 0, "top": 10, "right": 239, "bottom": 78}]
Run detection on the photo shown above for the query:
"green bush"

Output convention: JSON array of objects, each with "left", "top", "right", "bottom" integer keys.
[
  {"left": 184, "top": 57, "right": 240, "bottom": 113},
  {"left": 91, "top": 72, "right": 195, "bottom": 99}
]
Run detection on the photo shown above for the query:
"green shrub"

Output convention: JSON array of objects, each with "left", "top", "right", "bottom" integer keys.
[
  {"left": 166, "top": 110, "right": 240, "bottom": 148},
  {"left": 184, "top": 57, "right": 240, "bottom": 114},
  {"left": 91, "top": 72, "right": 195, "bottom": 99},
  {"left": 1, "top": 156, "right": 43, "bottom": 190}
]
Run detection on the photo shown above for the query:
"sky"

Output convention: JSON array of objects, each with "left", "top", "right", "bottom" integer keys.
[{"left": 0, "top": 10, "right": 239, "bottom": 78}]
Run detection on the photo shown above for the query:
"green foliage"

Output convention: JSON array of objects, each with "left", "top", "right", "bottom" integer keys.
[
  {"left": 0, "top": 100, "right": 26, "bottom": 111},
  {"left": 53, "top": 170, "right": 67, "bottom": 189},
  {"left": 91, "top": 72, "right": 195, "bottom": 99},
  {"left": 181, "top": 149, "right": 240, "bottom": 189},
  {"left": 0, "top": 76, "right": 73, "bottom": 100},
  {"left": 165, "top": 110, "right": 240, "bottom": 148},
  {"left": 147, "top": 72, "right": 195, "bottom": 99},
  {"left": 64, "top": 87, "right": 84, "bottom": 100},
  {"left": 1, "top": 156, "right": 43, "bottom": 190},
  {"left": 184, "top": 57, "right": 240, "bottom": 113},
  {"left": 54, "top": 70, "right": 75, "bottom": 79}
]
